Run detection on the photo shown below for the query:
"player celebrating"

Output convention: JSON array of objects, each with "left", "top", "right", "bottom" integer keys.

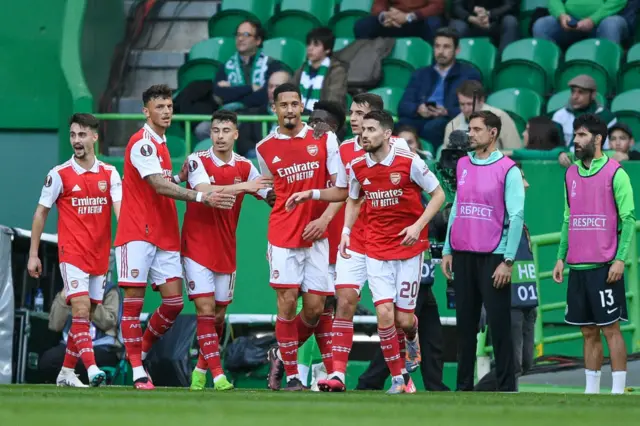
[
  {"left": 28, "top": 113, "right": 122, "bottom": 387},
  {"left": 114, "top": 85, "right": 237, "bottom": 390},
  {"left": 286, "top": 110, "right": 445, "bottom": 393},
  {"left": 256, "top": 83, "right": 340, "bottom": 391},
  {"left": 184, "top": 110, "right": 274, "bottom": 391}
]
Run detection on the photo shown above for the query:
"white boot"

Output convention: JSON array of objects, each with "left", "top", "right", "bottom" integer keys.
[
  {"left": 310, "top": 363, "right": 327, "bottom": 392},
  {"left": 56, "top": 368, "right": 88, "bottom": 388}
]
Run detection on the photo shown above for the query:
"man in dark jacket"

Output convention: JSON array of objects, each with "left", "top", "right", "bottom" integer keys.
[
  {"left": 449, "top": 0, "right": 519, "bottom": 52},
  {"left": 397, "top": 28, "right": 482, "bottom": 148}
]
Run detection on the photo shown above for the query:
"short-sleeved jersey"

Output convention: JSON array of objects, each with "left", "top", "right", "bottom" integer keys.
[
  {"left": 114, "top": 124, "right": 180, "bottom": 251},
  {"left": 336, "top": 136, "right": 410, "bottom": 254},
  {"left": 181, "top": 149, "right": 269, "bottom": 273},
  {"left": 256, "top": 124, "right": 340, "bottom": 248},
  {"left": 349, "top": 145, "right": 440, "bottom": 261},
  {"left": 38, "top": 157, "right": 122, "bottom": 275}
]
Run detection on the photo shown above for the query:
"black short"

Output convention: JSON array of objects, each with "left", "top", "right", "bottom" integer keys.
[{"left": 565, "top": 265, "right": 628, "bottom": 326}]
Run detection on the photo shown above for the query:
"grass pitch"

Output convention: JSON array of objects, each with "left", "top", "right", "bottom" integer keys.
[{"left": 2, "top": 386, "right": 640, "bottom": 426}]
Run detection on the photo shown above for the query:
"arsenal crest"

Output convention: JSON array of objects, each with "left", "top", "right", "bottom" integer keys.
[
  {"left": 272, "top": 270, "right": 280, "bottom": 279},
  {"left": 188, "top": 281, "right": 196, "bottom": 291},
  {"left": 70, "top": 280, "right": 79, "bottom": 289},
  {"left": 131, "top": 269, "right": 139, "bottom": 278},
  {"left": 98, "top": 180, "right": 107, "bottom": 192},
  {"left": 307, "top": 144, "right": 318, "bottom": 156},
  {"left": 390, "top": 172, "right": 401, "bottom": 185}
]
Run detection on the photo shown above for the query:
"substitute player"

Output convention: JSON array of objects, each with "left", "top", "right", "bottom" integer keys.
[
  {"left": 287, "top": 111, "right": 444, "bottom": 393},
  {"left": 114, "top": 84, "right": 237, "bottom": 390},
  {"left": 28, "top": 113, "right": 122, "bottom": 388},
  {"left": 184, "top": 110, "right": 274, "bottom": 391},
  {"left": 256, "top": 83, "right": 340, "bottom": 391},
  {"left": 552, "top": 114, "right": 635, "bottom": 394}
]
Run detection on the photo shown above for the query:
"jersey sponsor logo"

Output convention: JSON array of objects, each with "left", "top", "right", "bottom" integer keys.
[
  {"left": 390, "top": 172, "right": 401, "bottom": 185},
  {"left": 44, "top": 175, "right": 53, "bottom": 188},
  {"left": 272, "top": 156, "right": 281, "bottom": 164},
  {"left": 131, "top": 269, "right": 139, "bottom": 278},
  {"left": 364, "top": 188, "right": 403, "bottom": 208},
  {"left": 72, "top": 184, "right": 82, "bottom": 192},
  {"left": 458, "top": 203, "right": 494, "bottom": 219},
  {"left": 71, "top": 196, "right": 109, "bottom": 215},
  {"left": 189, "top": 160, "right": 198, "bottom": 172},
  {"left": 209, "top": 176, "right": 216, "bottom": 183},
  {"left": 307, "top": 144, "right": 318, "bottom": 156},
  {"left": 276, "top": 161, "right": 320, "bottom": 184},
  {"left": 98, "top": 181, "right": 107, "bottom": 192},
  {"left": 570, "top": 215, "right": 607, "bottom": 230}
]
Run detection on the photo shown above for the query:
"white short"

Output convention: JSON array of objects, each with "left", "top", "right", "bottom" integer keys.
[
  {"left": 182, "top": 257, "right": 235, "bottom": 304},
  {"left": 328, "top": 264, "right": 336, "bottom": 289},
  {"left": 268, "top": 239, "right": 333, "bottom": 295},
  {"left": 335, "top": 249, "right": 367, "bottom": 294},
  {"left": 366, "top": 253, "right": 423, "bottom": 312},
  {"left": 60, "top": 263, "right": 106, "bottom": 305},
  {"left": 115, "top": 241, "right": 182, "bottom": 287}
]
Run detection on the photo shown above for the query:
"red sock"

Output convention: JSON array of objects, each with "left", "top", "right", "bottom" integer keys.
[
  {"left": 63, "top": 334, "right": 79, "bottom": 369},
  {"left": 378, "top": 326, "right": 403, "bottom": 377},
  {"left": 71, "top": 317, "right": 97, "bottom": 368},
  {"left": 276, "top": 316, "right": 299, "bottom": 377},
  {"left": 197, "top": 315, "right": 224, "bottom": 377},
  {"left": 121, "top": 297, "right": 144, "bottom": 368},
  {"left": 196, "top": 353, "right": 207, "bottom": 371},
  {"left": 294, "top": 313, "right": 316, "bottom": 346},
  {"left": 314, "top": 308, "right": 333, "bottom": 373},
  {"left": 331, "top": 317, "right": 353, "bottom": 374},
  {"left": 215, "top": 322, "right": 224, "bottom": 340},
  {"left": 142, "top": 295, "right": 183, "bottom": 353},
  {"left": 397, "top": 328, "right": 407, "bottom": 367},
  {"left": 405, "top": 315, "right": 418, "bottom": 341}
]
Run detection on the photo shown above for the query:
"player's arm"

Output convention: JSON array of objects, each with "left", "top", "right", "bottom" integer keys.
[
  {"left": 247, "top": 162, "right": 275, "bottom": 206},
  {"left": 109, "top": 168, "right": 123, "bottom": 220},
  {"left": 503, "top": 165, "right": 526, "bottom": 260},
  {"left": 339, "top": 178, "right": 365, "bottom": 259},
  {"left": 607, "top": 169, "right": 636, "bottom": 283},
  {"left": 28, "top": 171, "right": 62, "bottom": 278}
]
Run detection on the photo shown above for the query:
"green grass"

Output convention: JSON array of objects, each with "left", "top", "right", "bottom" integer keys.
[{"left": 1, "top": 386, "right": 640, "bottom": 426}]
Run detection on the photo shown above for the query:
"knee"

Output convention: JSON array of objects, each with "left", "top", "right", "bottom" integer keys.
[
  {"left": 336, "top": 289, "right": 358, "bottom": 319},
  {"left": 532, "top": 16, "right": 558, "bottom": 38},
  {"left": 302, "top": 297, "right": 325, "bottom": 323},
  {"left": 375, "top": 303, "right": 395, "bottom": 327},
  {"left": 582, "top": 326, "right": 601, "bottom": 342},
  {"left": 597, "top": 16, "right": 628, "bottom": 39},
  {"left": 354, "top": 16, "right": 379, "bottom": 39},
  {"left": 394, "top": 312, "right": 414, "bottom": 330},
  {"left": 277, "top": 290, "right": 299, "bottom": 318},
  {"left": 195, "top": 298, "right": 215, "bottom": 316},
  {"left": 501, "top": 15, "right": 519, "bottom": 31},
  {"left": 214, "top": 307, "right": 227, "bottom": 326},
  {"left": 449, "top": 19, "right": 468, "bottom": 36},
  {"left": 601, "top": 324, "right": 621, "bottom": 340},
  {"left": 70, "top": 298, "right": 91, "bottom": 319}
]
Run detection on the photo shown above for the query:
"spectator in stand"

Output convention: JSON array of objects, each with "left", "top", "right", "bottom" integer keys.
[
  {"left": 395, "top": 124, "right": 434, "bottom": 159},
  {"left": 354, "top": 0, "right": 445, "bottom": 43},
  {"left": 449, "top": 0, "right": 519, "bottom": 52},
  {"left": 397, "top": 28, "right": 481, "bottom": 148},
  {"left": 507, "top": 116, "right": 565, "bottom": 160},
  {"left": 532, "top": 0, "right": 630, "bottom": 48},
  {"left": 443, "top": 80, "right": 520, "bottom": 150},
  {"left": 608, "top": 123, "right": 640, "bottom": 161},
  {"left": 293, "top": 27, "right": 348, "bottom": 114}
]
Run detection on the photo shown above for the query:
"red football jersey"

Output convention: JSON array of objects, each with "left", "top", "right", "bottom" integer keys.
[
  {"left": 349, "top": 146, "right": 440, "bottom": 261},
  {"left": 256, "top": 124, "right": 340, "bottom": 249},
  {"left": 114, "top": 124, "right": 180, "bottom": 251},
  {"left": 38, "top": 158, "right": 122, "bottom": 275},
  {"left": 181, "top": 150, "right": 269, "bottom": 273}
]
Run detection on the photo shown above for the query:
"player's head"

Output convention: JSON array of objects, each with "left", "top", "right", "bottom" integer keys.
[
  {"left": 309, "top": 100, "right": 346, "bottom": 133},
  {"left": 361, "top": 110, "right": 394, "bottom": 154},
  {"left": 468, "top": 110, "right": 501, "bottom": 151},
  {"left": 350, "top": 93, "right": 384, "bottom": 135},
  {"left": 272, "top": 83, "right": 303, "bottom": 130},
  {"left": 210, "top": 110, "right": 239, "bottom": 154},
  {"left": 69, "top": 113, "right": 99, "bottom": 160},
  {"left": 573, "top": 113, "right": 607, "bottom": 160},
  {"left": 142, "top": 84, "right": 173, "bottom": 130}
]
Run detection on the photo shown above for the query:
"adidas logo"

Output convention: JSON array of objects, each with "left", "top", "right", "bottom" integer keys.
[
  {"left": 363, "top": 178, "right": 371, "bottom": 185},
  {"left": 272, "top": 156, "right": 281, "bottom": 164},
  {"left": 209, "top": 176, "right": 216, "bottom": 183},
  {"left": 72, "top": 185, "right": 82, "bottom": 192}
]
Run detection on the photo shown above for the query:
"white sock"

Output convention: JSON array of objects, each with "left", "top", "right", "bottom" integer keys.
[
  {"left": 286, "top": 374, "right": 300, "bottom": 382},
  {"left": 401, "top": 368, "right": 408, "bottom": 375},
  {"left": 585, "top": 369, "right": 601, "bottom": 394},
  {"left": 213, "top": 374, "right": 226, "bottom": 383},
  {"left": 333, "top": 372, "right": 346, "bottom": 383},
  {"left": 392, "top": 374, "right": 404, "bottom": 384},
  {"left": 298, "top": 365, "right": 310, "bottom": 386},
  {"left": 60, "top": 366, "right": 75, "bottom": 375},
  {"left": 194, "top": 367, "right": 207, "bottom": 374},
  {"left": 132, "top": 366, "right": 147, "bottom": 382},
  {"left": 611, "top": 371, "right": 627, "bottom": 394},
  {"left": 141, "top": 351, "right": 148, "bottom": 361},
  {"left": 276, "top": 349, "right": 282, "bottom": 361},
  {"left": 87, "top": 365, "right": 101, "bottom": 377}
]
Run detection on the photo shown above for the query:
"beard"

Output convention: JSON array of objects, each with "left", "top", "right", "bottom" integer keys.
[
  {"left": 283, "top": 121, "right": 295, "bottom": 130},
  {"left": 575, "top": 139, "right": 596, "bottom": 160}
]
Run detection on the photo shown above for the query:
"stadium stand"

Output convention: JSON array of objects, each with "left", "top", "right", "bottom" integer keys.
[
  {"left": 486, "top": 88, "right": 543, "bottom": 134},
  {"left": 267, "top": 0, "right": 335, "bottom": 41},
  {"left": 208, "top": 0, "right": 276, "bottom": 38},
  {"left": 328, "top": 0, "right": 373, "bottom": 38},
  {"left": 456, "top": 38, "right": 497, "bottom": 91},
  {"left": 380, "top": 37, "right": 432, "bottom": 89}
]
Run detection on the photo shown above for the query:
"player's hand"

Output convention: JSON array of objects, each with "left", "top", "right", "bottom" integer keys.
[
  {"left": 302, "top": 217, "right": 329, "bottom": 241},
  {"left": 559, "top": 14, "right": 573, "bottom": 31},
  {"left": 313, "top": 122, "right": 333, "bottom": 139},
  {"left": 285, "top": 190, "right": 313, "bottom": 211},
  {"left": 576, "top": 18, "right": 595, "bottom": 32},
  {"left": 492, "top": 262, "right": 512, "bottom": 288},
  {"left": 441, "top": 254, "right": 453, "bottom": 280},
  {"left": 28, "top": 255, "right": 42, "bottom": 278},
  {"left": 243, "top": 176, "right": 273, "bottom": 194},
  {"left": 202, "top": 191, "right": 236, "bottom": 209},
  {"left": 607, "top": 260, "right": 625, "bottom": 284},
  {"left": 558, "top": 152, "right": 572, "bottom": 168},
  {"left": 266, "top": 190, "right": 276, "bottom": 207},
  {"left": 552, "top": 259, "right": 565, "bottom": 284},
  {"left": 398, "top": 223, "right": 421, "bottom": 246},
  {"left": 339, "top": 233, "right": 351, "bottom": 259},
  {"left": 177, "top": 158, "right": 189, "bottom": 183},
  {"left": 217, "top": 80, "right": 231, "bottom": 87}
]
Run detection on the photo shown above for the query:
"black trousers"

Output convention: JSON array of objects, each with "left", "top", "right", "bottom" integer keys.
[
  {"left": 453, "top": 251, "right": 516, "bottom": 391},
  {"left": 39, "top": 343, "right": 120, "bottom": 384},
  {"left": 356, "top": 286, "right": 450, "bottom": 391}
]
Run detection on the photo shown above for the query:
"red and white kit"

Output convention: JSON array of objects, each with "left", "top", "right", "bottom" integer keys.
[
  {"left": 334, "top": 136, "right": 409, "bottom": 293},
  {"left": 38, "top": 157, "right": 121, "bottom": 304},
  {"left": 348, "top": 145, "right": 439, "bottom": 312},
  {"left": 114, "top": 123, "right": 182, "bottom": 287},
  {"left": 256, "top": 124, "right": 340, "bottom": 295},
  {"left": 182, "top": 149, "right": 270, "bottom": 303}
]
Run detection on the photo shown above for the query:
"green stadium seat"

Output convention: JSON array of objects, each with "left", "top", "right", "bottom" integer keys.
[
  {"left": 519, "top": 0, "right": 548, "bottom": 37},
  {"left": 329, "top": 0, "right": 373, "bottom": 38},
  {"left": 456, "top": 38, "right": 496, "bottom": 90},
  {"left": 177, "top": 59, "right": 218, "bottom": 89},
  {"left": 611, "top": 89, "right": 640, "bottom": 141},
  {"left": 380, "top": 37, "right": 432, "bottom": 88},
  {"left": 193, "top": 138, "right": 212, "bottom": 153},
  {"left": 555, "top": 38, "right": 622, "bottom": 96},
  {"left": 546, "top": 89, "right": 607, "bottom": 115},
  {"left": 268, "top": 0, "right": 335, "bottom": 42},
  {"left": 368, "top": 87, "right": 403, "bottom": 115},
  {"left": 188, "top": 37, "right": 236, "bottom": 63},
  {"left": 486, "top": 88, "right": 543, "bottom": 134},
  {"left": 262, "top": 38, "right": 306, "bottom": 72},
  {"left": 209, "top": 0, "right": 276, "bottom": 38},
  {"left": 334, "top": 37, "right": 353, "bottom": 52},
  {"left": 493, "top": 38, "right": 560, "bottom": 95},
  {"left": 618, "top": 43, "right": 640, "bottom": 92}
]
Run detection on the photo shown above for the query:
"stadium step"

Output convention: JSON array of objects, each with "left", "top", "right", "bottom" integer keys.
[
  {"left": 124, "top": 68, "right": 178, "bottom": 96},
  {"left": 128, "top": 50, "right": 186, "bottom": 69},
  {"left": 132, "top": 21, "right": 210, "bottom": 52},
  {"left": 124, "top": 0, "right": 219, "bottom": 21}
]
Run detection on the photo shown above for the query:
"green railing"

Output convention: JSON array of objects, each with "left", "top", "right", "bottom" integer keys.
[{"left": 476, "top": 222, "right": 640, "bottom": 362}]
